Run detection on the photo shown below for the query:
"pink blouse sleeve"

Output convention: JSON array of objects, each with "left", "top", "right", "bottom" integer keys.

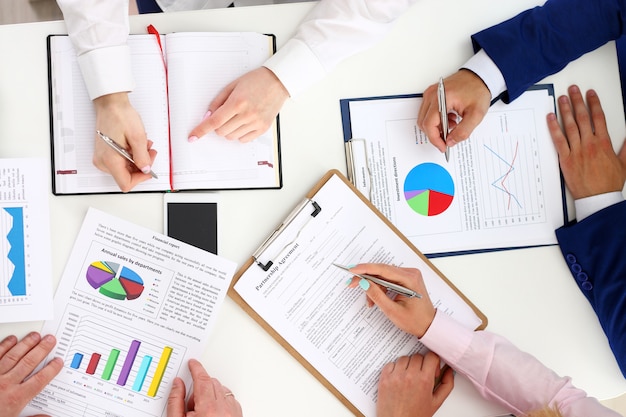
[{"left": 419, "top": 311, "right": 620, "bottom": 417}]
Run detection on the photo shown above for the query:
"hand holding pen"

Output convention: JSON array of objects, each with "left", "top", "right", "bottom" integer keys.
[
  {"left": 94, "top": 129, "right": 158, "bottom": 192},
  {"left": 343, "top": 263, "right": 436, "bottom": 339},
  {"left": 417, "top": 71, "right": 491, "bottom": 153},
  {"left": 92, "top": 92, "right": 158, "bottom": 192},
  {"left": 97, "top": 131, "right": 158, "bottom": 179},
  {"left": 335, "top": 263, "right": 421, "bottom": 298}
]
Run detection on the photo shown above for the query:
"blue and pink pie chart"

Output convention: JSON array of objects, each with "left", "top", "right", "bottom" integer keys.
[{"left": 403, "top": 163, "right": 454, "bottom": 216}]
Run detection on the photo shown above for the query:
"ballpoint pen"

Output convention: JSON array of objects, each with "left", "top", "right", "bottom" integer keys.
[
  {"left": 333, "top": 263, "right": 422, "bottom": 299},
  {"left": 437, "top": 77, "right": 450, "bottom": 162},
  {"left": 96, "top": 130, "right": 158, "bottom": 179}
]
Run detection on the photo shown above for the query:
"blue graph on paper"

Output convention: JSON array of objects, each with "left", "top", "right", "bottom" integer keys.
[
  {"left": 484, "top": 143, "right": 523, "bottom": 210},
  {"left": 2, "top": 207, "right": 27, "bottom": 297}
]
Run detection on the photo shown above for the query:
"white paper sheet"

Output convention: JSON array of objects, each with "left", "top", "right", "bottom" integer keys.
[
  {"left": 0, "top": 158, "right": 53, "bottom": 322},
  {"left": 342, "top": 88, "right": 564, "bottom": 256},
  {"left": 22, "top": 208, "right": 237, "bottom": 417}
]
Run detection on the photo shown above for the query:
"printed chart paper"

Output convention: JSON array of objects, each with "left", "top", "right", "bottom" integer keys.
[
  {"left": 22, "top": 208, "right": 237, "bottom": 417},
  {"left": 341, "top": 87, "right": 565, "bottom": 256},
  {"left": 0, "top": 158, "right": 53, "bottom": 322}
]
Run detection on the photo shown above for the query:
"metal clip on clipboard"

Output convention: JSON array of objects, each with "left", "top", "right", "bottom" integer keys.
[
  {"left": 252, "top": 198, "right": 322, "bottom": 271},
  {"left": 344, "top": 138, "right": 372, "bottom": 200}
]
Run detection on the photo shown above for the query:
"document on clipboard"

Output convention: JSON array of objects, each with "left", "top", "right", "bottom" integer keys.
[
  {"left": 229, "top": 170, "right": 487, "bottom": 417},
  {"left": 340, "top": 85, "right": 567, "bottom": 257}
]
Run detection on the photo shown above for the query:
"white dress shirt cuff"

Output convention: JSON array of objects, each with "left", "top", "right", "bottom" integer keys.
[
  {"left": 462, "top": 49, "right": 507, "bottom": 101},
  {"left": 574, "top": 191, "right": 624, "bottom": 221},
  {"left": 77, "top": 45, "right": 135, "bottom": 100},
  {"left": 263, "top": 38, "right": 326, "bottom": 98}
]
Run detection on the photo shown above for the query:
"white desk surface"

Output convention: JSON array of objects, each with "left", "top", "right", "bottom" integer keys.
[{"left": 0, "top": 1, "right": 625, "bottom": 416}]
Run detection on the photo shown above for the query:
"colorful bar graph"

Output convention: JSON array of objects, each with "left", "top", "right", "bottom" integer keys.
[
  {"left": 132, "top": 355, "right": 153, "bottom": 392},
  {"left": 102, "top": 349, "right": 120, "bottom": 381},
  {"left": 147, "top": 346, "right": 173, "bottom": 397},
  {"left": 117, "top": 340, "right": 141, "bottom": 386},
  {"left": 67, "top": 333, "right": 177, "bottom": 398},
  {"left": 70, "top": 353, "right": 83, "bottom": 369},
  {"left": 86, "top": 353, "right": 101, "bottom": 375}
]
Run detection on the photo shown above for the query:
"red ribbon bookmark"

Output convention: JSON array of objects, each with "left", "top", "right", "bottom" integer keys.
[{"left": 147, "top": 24, "right": 175, "bottom": 191}]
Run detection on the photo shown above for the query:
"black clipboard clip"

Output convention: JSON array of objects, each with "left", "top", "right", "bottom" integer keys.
[{"left": 252, "top": 198, "right": 322, "bottom": 271}]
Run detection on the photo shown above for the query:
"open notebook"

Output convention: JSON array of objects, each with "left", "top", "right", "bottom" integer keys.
[{"left": 47, "top": 31, "right": 282, "bottom": 195}]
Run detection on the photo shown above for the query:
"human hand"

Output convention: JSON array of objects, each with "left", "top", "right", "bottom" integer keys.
[
  {"left": 377, "top": 352, "right": 454, "bottom": 417},
  {"left": 188, "top": 67, "right": 289, "bottom": 143},
  {"left": 93, "top": 92, "right": 158, "bottom": 193},
  {"left": 0, "top": 333, "right": 63, "bottom": 417},
  {"left": 417, "top": 69, "right": 491, "bottom": 152},
  {"left": 347, "top": 264, "right": 436, "bottom": 338},
  {"left": 167, "top": 359, "right": 242, "bottom": 417},
  {"left": 547, "top": 85, "right": 626, "bottom": 199}
]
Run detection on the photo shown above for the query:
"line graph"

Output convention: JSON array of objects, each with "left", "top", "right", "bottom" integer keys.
[
  {"left": 477, "top": 133, "right": 546, "bottom": 228},
  {"left": 484, "top": 142, "right": 522, "bottom": 210}
]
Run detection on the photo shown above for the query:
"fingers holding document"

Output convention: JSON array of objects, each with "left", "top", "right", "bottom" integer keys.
[
  {"left": 167, "top": 359, "right": 242, "bottom": 417},
  {"left": 0, "top": 333, "right": 62, "bottom": 417},
  {"left": 377, "top": 352, "right": 454, "bottom": 417}
]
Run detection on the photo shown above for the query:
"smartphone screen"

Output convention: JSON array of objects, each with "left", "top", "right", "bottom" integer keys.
[{"left": 165, "top": 202, "right": 218, "bottom": 254}]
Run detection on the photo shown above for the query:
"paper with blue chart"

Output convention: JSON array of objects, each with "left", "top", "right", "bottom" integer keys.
[
  {"left": 340, "top": 86, "right": 566, "bottom": 256},
  {"left": 22, "top": 208, "right": 237, "bottom": 417},
  {"left": 0, "top": 158, "right": 53, "bottom": 322}
]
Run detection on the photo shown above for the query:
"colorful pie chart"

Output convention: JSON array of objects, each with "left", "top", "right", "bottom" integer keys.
[
  {"left": 86, "top": 261, "right": 144, "bottom": 300},
  {"left": 404, "top": 163, "right": 454, "bottom": 216}
]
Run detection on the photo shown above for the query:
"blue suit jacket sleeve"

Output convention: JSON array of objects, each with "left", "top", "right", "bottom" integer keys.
[
  {"left": 471, "top": 0, "right": 626, "bottom": 102},
  {"left": 555, "top": 200, "right": 626, "bottom": 377}
]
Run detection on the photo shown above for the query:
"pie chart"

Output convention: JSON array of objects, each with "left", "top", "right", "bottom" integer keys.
[
  {"left": 86, "top": 261, "right": 144, "bottom": 300},
  {"left": 404, "top": 163, "right": 454, "bottom": 216}
]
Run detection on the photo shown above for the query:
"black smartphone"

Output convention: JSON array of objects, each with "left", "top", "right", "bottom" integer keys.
[{"left": 163, "top": 194, "right": 218, "bottom": 254}]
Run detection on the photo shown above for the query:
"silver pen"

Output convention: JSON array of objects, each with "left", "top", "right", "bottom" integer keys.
[
  {"left": 333, "top": 263, "right": 422, "bottom": 298},
  {"left": 437, "top": 77, "right": 450, "bottom": 162},
  {"left": 96, "top": 130, "right": 158, "bottom": 179}
]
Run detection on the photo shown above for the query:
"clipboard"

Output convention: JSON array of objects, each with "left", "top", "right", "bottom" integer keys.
[
  {"left": 338, "top": 85, "right": 568, "bottom": 258},
  {"left": 228, "top": 169, "right": 487, "bottom": 417}
]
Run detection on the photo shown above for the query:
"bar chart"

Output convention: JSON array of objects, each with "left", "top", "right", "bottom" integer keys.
[{"left": 59, "top": 312, "right": 186, "bottom": 401}]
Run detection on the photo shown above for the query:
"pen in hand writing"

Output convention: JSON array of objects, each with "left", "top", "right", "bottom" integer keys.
[
  {"left": 333, "top": 263, "right": 422, "bottom": 299},
  {"left": 96, "top": 130, "right": 158, "bottom": 179}
]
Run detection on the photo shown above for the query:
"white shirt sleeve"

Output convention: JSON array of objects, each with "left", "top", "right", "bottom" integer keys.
[
  {"left": 55, "top": 0, "right": 134, "bottom": 100},
  {"left": 461, "top": 49, "right": 507, "bottom": 101},
  {"left": 264, "top": 0, "right": 418, "bottom": 98},
  {"left": 56, "top": 0, "right": 415, "bottom": 100},
  {"left": 575, "top": 192, "right": 625, "bottom": 221}
]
